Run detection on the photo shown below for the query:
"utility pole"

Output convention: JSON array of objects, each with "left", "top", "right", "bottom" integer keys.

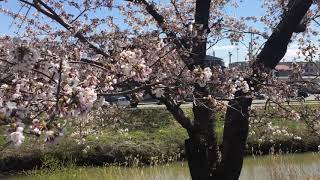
[
  {"left": 248, "top": 33, "right": 253, "bottom": 61},
  {"left": 236, "top": 47, "right": 239, "bottom": 62},
  {"left": 228, "top": 51, "right": 232, "bottom": 67}
]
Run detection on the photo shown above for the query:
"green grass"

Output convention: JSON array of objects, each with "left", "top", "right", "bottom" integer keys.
[
  {"left": 0, "top": 128, "right": 5, "bottom": 146},
  {"left": 4, "top": 153, "right": 320, "bottom": 180},
  {"left": 1, "top": 105, "right": 320, "bottom": 172},
  {"left": 0, "top": 108, "right": 190, "bottom": 171}
]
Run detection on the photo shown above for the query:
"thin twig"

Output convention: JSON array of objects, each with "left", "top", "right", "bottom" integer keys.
[
  {"left": 98, "top": 82, "right": 161, "bottom": 97},
  {"left": 55, "top": 58, "right": 63, "bottom": 112}
]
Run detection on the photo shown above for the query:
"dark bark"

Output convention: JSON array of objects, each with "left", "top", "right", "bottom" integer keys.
[
  {"left": 185, "top": 138, "right": 209, "bottom": 180},
  {"left": 186, "top": 85, "right": 219, "bottom": 179},
  {"left": 217, "top": 1, "right": 313, "bottom": 180},
  {"left": 184, "top": 1, "right": 221, "bottom": 179},
  {"left": 133, "top": 4, "right": 218, "bottom": 178},
  {"left": 217, "top": 95, "right": 252, "bottom": 180},
  {"left": 192, "top": 85, "right": 219, "bottom": 175},
  {"left": 134, "top": 0, "right": 312, "bottom": 180},
  {"left": 254, "top": 0, "right": 312, "bottom": 69},
  {"left": 188, "top": 0, "right": 211, "bottom": 69}
]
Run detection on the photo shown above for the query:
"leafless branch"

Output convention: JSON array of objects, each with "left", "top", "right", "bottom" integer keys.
[
  {"left": 69, "top": 60, "right": 109, "bottom": 72},
  {"left": 125, "top": 0, "right": 185, "bottom": 48},
  {"left": 32, "top": 69, "right": 57, "bottom": 83},
  {"left": 55, "top": 58, "right": 63, "bottom": 112},
  {"left": 99, "top": 82, "right": 161, "bottom": 97},
  {"left": 19, "top": 0, "right": 112, "bottom": 61},
  {"left": 70, "top": 8, "right": 88, "bottom": 24},
  {"left": 170, "top": 0, "right": 187, "bottom": 28}
]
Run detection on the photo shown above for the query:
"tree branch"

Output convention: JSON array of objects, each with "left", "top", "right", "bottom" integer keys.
[
  {"left": 219, "top": 1, "right": 313, "bottom": 179},
  {"left": 69, "top": 60, "right": 109, "bottom": 72},
  {"left": 19, "top": 0, "right": 112, "bottom": 61},
  {"left": 98, "top": 82, "right": 161, "bottom": 97},
  {"left": 253, "top": 0, "right": 313, "bottom": 70},
  {"left": 125, "top": 0, "right": 184, "bottom": 48},
  {"left": 55, "top": 58, "right": 63, "bottom": 112},
  {"left": 147, "top": 89, "right": 193, "bottom": 133}
]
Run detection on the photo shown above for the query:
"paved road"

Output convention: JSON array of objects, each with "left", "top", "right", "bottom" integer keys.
[{"left": 137, "top": 95, "right": 319, "bottom": 109}]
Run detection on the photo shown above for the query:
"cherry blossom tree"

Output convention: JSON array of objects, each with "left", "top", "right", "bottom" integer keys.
[{"left": 0, "top": 0, "right": 319, "bottom": 179}]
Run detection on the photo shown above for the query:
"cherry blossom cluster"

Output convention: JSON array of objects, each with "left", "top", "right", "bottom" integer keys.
[
  {"left": 234, "top": 77, "right": 250, "bottom": 94},
  {"left": 1, "top": 0, "right": 320, "bottom": 150},
  {"left": 119, "top": 50, "right": 152, "bottom": 82},
  {"left": 192, "top": 67, "right": 213, "bottom": 87}
]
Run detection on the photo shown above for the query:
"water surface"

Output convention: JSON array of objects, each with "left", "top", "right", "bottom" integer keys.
[{"left": 2, "top": 153, "right": 320, "bottom": 180}]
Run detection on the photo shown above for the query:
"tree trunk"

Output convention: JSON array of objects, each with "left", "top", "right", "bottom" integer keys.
[
  {"left": 214, "top": 1, "right": 312, "bottom": 180},
  {"left": 185, "top": 138, "right": 209, "bottom": 180},
  {"left": 186, "top": 84, "right": 219, "bottom": 180},
  {"left": 167, "top": 1, "right": 312, "bottom": 180},
  {"left": 218, "top": 96, "right": 252, "bottom": 180},
  {"left": 185, "top": 0, "right": 219, "bottom": 178}
]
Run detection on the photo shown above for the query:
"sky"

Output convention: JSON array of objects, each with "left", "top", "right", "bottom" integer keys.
[
  {"left": 0, "top": 1, "right": 21, "bottom": 35},
  {"left": 0, "top": 0, "right": 308, "bottom": 65}
]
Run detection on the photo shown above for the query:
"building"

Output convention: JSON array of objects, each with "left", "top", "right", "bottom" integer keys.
[
  {"left": 203, "top": 55, "right": 225, "bottom": 68},
  {"left": 229, "top": 61, "right": 249, "bottom": 70},
  {"left": 274, "top": 61, "right": 320, "bottom": 92},
  {"left": 303, "top": 62, "right": 320, "bottom": 76},
  {"left": 275, "top": 61, "right": 320, "bottom": 78},
  {"left": 274, "top": 64, "right": 291, "bottom": 78}
]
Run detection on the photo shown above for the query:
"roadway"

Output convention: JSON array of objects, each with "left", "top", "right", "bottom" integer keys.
[{"left": 137, "top": 95, "right": 319, "bottom": 109}]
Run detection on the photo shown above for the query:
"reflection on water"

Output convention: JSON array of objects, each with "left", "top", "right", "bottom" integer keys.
[
  {"left": 241, "top": 153, "right": 320, "bottom": 180},
  {"left": 2, "top": 153, "right": 320, "bottom": 180}
]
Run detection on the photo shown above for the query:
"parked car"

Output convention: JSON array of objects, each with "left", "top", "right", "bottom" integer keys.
[
  {"left": 254, "top": 92, "right": 266, "bottom": 100},
  {"left": 129, "top": 100, "right": 139, "bottom": 108},
  {"left": 116, "top": 97, "right": 130, "bottom": 106},
  {"left": 289, "top": 89, "right": 309, "bottom": 99},
  {"left": 297, "top": 90, "right": 308, "bottom": 98},
  {"left": 105, "top": 96, "right": 130, "bottom": 107}
]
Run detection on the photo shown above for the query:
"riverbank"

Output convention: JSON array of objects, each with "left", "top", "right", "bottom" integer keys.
[
  {"left": 2, "top": 153, "right": 320, "bottom": 180},
  {"left": 1, "top": 107, "right": 320, "bottom": 173}
]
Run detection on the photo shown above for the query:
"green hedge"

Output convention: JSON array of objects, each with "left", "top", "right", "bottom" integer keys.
[{"left": 1, "top": 107, "right": 320, "bottom": 173}]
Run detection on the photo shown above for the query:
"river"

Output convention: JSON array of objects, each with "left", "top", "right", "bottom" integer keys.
[{"left": 2, "top": 153, "right": 320, "bottom": 180}]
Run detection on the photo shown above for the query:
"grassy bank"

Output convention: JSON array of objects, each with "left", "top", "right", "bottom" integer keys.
[
  {"left": 0, "top": 106, "right": 320, "bottom": 173},
  {"left": 3, "top": 153, "right": 320, "bottom": 180},
  {"left": 0, "top": 108, "right": 189, "bottom": 173}
]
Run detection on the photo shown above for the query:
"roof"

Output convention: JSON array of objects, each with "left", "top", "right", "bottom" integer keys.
[
  {"left": 275, "top": 64, "right": 291, "bottom": 71},
  {"left": 230, "top": 61, "right": 249, "bottom": 66},
  {"left": 204, "top": 55, "right": 223, "bottom": 61}
]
